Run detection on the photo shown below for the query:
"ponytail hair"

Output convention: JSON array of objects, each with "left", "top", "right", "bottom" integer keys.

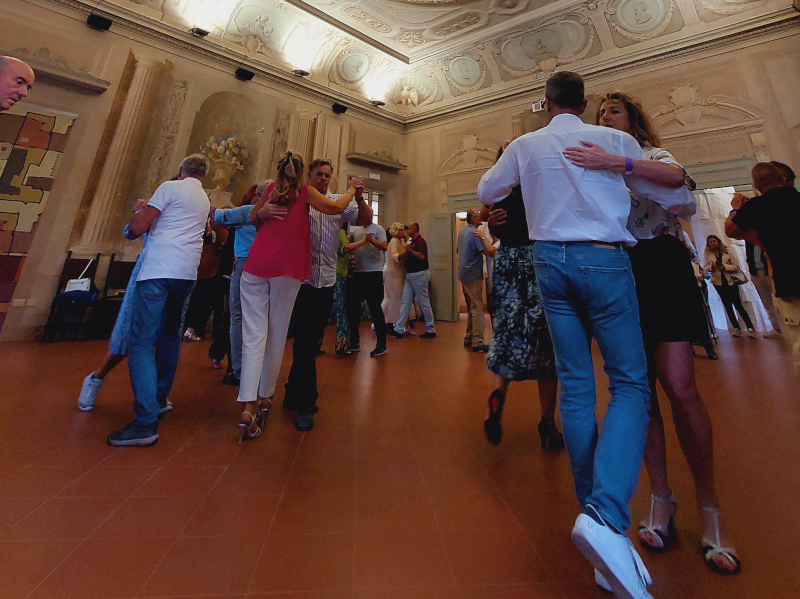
[{"left": 272, "top": 151, "right": 305, "bottom": 206}]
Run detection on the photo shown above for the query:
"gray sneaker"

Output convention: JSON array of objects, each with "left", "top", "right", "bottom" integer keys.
[
  {"left": 158, "top": 399, "right": 173, "bottom": 416},
  {"left": 77, "top": 372, "right": 104, "bottom": 412}
]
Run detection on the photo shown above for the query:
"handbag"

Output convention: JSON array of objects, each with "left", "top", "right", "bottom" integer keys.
[
  {"left": 732, "top": 271, "right": 748, "bottom": 286},
  {"left": 64, "top": 259, "right": 95, "bottom": 293}
]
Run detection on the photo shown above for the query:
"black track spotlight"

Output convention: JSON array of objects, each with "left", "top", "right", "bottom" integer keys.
[
  {"left": 235, "top": 67, "right": 255, "bottom": 82},
  {"left": 292, "top": 69, "right": 310, "bottom": 77},
  {"left": 86, "top": 14, "right": 112, "bottom": 31},
  {"left": 332, "top": 102, "right": 348, "bottom": 114},
  {"left": 190, "top": 27, "right": 209, "bottom": 37},
  {"left": 370, "top": 100, "right": 386, "bottom": 107}
]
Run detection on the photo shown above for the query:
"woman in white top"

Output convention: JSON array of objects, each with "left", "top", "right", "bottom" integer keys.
[
  {"left": 703, "top": 235, "right": 756, "bottom": 338},
  {"left": 382, "top": 223, "right": 408, "bottom": 330},
  {"left": 564, "top": 91, "right": 740, "bottom": 578}
]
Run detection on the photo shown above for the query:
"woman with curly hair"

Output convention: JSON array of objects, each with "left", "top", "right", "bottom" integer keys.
[
  {"left": 564, "top": 91, "right": 740, "bottom": 577},
  {"left": 236, "top": 151, "right": 357, "bottom": 442}
]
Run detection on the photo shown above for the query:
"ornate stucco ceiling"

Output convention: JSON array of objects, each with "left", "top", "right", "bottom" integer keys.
[{"left": 74, "top": 0, "right": 796, "bottom": 122}]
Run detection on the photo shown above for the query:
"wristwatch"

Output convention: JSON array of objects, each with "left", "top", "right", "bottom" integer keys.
[{"left": 624, "top": 157, "right": 634, "bottom": 176}]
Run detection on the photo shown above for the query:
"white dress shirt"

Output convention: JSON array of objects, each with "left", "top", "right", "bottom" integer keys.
[
  {"left": 307, "top": 193, "right": 359, "bottom": 288},
  {"left": 477, "top": 113, "right": 695, "bottom": 246}
]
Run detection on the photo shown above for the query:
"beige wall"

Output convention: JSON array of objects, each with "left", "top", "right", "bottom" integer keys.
[{"left": 1, "top": 0, "right": 798, "bottom": 340}]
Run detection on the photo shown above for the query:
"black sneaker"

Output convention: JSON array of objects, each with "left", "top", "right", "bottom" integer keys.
[
  {"left": 472, "top": 342, "right": 489, "bottom": 353},
  {"left": 335, "top": 349, "right": 354, "bottom": 357},
  {"left": 387, "top": 329, "right": 404, "bottom": 339},
  {"left": 350, "top": 343, "right": 361, "bottom": 352},
  {"left": 295, "top": 408, "right": 314, "bottom": 431},
  {"left": 107, "top": 422, "right": 159, "bottom": 447},
  {"left": 222, "top": 372, "right": 240, "bottom": 386},
  {"left": 420, "top": 332, "right": 437, "bottom": 339},
  {"left": 370, "top": 346, "right": 387, "bottom": 357}
]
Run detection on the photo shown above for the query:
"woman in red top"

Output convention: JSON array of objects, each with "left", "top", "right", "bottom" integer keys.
[{"left": 237, "top": 151, "right": 356, "bottom": 442}]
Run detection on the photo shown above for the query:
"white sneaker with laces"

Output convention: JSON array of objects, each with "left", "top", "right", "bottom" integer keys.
[
  {"left": 595, "top": 569, "right": 613, "bottom": 593},
  {"left": 571, "top": 506, "right": 653, "bottom": 599},
  {"left": 77, "top": 372, "right": 105, "bottom": 412}
]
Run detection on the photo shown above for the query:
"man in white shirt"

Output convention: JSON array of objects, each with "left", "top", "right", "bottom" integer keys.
[
  {"left": 347, "top": 222, "right": 388, "bottom": 357},
  {"left": 108, "top": 154, "right": 211, "bottom": 447},
  {"left": 478, "top": 71, "right": 693, "bottom": 599}
]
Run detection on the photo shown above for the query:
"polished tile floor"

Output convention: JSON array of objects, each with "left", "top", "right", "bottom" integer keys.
[{"left": 0, "top": 318, "right": 797, "bottom": 598}]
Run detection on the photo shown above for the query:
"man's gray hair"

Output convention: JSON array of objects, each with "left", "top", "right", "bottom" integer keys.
[
  {"left": 180, "top": 153, "right": 209, "bottom": 178},
  {"left": 0, "top": 56, "right": 8, "bottom": 71}
]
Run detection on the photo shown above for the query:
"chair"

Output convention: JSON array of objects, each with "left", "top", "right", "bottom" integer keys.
[
  {"left": 41, "top": 251, "right": 101, "bottom": 342},
  {"left": 88, "top": 253, "right": 137, "bottom": 339}
]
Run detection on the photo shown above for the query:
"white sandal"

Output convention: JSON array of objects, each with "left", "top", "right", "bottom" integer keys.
[
  {"left": 638, "top": 492, "right": 677, "bottom": 552},
  {"left": 701, "top": 506, "right": 741, "bottom": 575}
]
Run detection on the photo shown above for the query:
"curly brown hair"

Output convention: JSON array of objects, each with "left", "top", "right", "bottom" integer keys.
[{"left": 596, "top": 91, "right": 661, "bottom": 148}]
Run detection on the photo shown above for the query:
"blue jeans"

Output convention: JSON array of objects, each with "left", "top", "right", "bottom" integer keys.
[
  {"left": 394, "top": 270, "right": 435, "bottom": 334},
  {"left": 229, "top": 258, "right": 245, "bottom": 376},
  {"left": 128, "top": 278, "right": 195, "bottom": 426},
  {"left": 532, "top": 241, "right": 650, "bottom": 532}
]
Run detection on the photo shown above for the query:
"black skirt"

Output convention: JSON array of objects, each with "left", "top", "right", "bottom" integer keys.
[{"left": 627, "top": 234, "right": 708, "bottom": 348}]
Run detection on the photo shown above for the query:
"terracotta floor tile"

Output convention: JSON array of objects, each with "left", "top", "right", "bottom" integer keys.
[
  {"left": 140, "top": 536, "right": 263, "bottom": 596},
  {"left": 0, "top": 467, "right": 86, "bottom": 498},
  {"left": 353, "top": 531, "right": 455, "bottom": 589},
  {"left": 166, "top": 442, "right": 242, "bottom": 468},
  {"left": 9, "top": 496, "right": 124, "bottom": 540},
  {"left": 0, "top": 497, "right": 46, "bottom": 535},
  {"left": 353, "top": 588, "right": 459, "bottom": 599},
  {"left": 211, "top": 467, "right": 292, "bottom": 496},
  {"left": 442, "top": 528, "right": 553, "bottom": 585},
  {"left": 27, "top": 537, "right": 171, "bottom": 599},
  {"left": 0, "top": 539, "right": 78, "bottom": 598},
  {"left": 136, "top": 466, "right": 224, "bottom": 496},
  {"left": 92, "top": 496, "right": 204, "bottom": 538},
  {"left": 31, "top": 442, "right": 117, "bottom": 469},
  {"left": 355, "top": 463, "right": 424, "bottom": 495},
  {"left": 248, "top": 593, "right": 351, "bottom": 599},
  {"left": 458, "top": 583, "right": 564, "bottom": 599},
  {"left": 355, "top": 493, "right": 437, "bottom": 533},
  {"left": 284, "top": 465, "right": 357, "bottom": 496},
  {"left": 428, "top": 486, "right": 520, "bottom": 530},
  {"left": 183, "top": 494, "right": 280, "bottom": 537},
  {"left": 271, "top": 492, "right": 355, "bottom": 534},
  {"left": 250, "top": 533, "right": 354, "bottom": 593},
  {"left": 58, "top": 466, "right": 156, "bottom": 497}
]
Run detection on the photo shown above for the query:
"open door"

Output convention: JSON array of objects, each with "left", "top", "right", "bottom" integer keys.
[{"left": 428, "top": 212, "right": 457, "bottom": 321}]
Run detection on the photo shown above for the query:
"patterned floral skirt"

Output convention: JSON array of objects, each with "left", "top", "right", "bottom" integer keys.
[
  {"left": 487, "top": 245, "right": 557, "bottom": 381},
  {"left": 333, "top": 276, "right": 350, "bottom": 353}
]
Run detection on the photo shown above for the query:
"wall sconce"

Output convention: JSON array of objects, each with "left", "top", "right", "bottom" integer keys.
[
  {"left": 292, "top": 69, "right": 310, "bottom": 77},
  {"left": 370, "top": 100, "right": 386, "bottom": 107},
  {"left": 190, "top": 27, "right": 209, "bottom": 37}
]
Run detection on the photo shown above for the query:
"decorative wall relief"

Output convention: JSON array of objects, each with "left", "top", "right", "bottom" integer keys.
[
  {"left": 441, "top": 133, "right": 496, "bottom": 173},
  {"left": 395, "top": 30, "right": 430, "bottom": 49},
  {"left": 144, "top": 79, "right": 189, "bottom": 197},
  {"left": 429, "top": 12, "right": 485, "bottom": 38},
  {"left": 342, "top": 6, "right": 394, "bottom": 34},
  {"left": 604, "top": 0, "right": 679, "bottom": 44},
  {"left": 331, "top": 49, "right": 372, "bottom": 86},
  {"left": 693, "top": 0, "right": 764, "bottom": 21},
  {"left": 388, "top": 72, "right": 440, "bottom": 108},
  {"left": 224, "top": 4, "right": 293, "bottom": 59},
  {"left": 492, "top": 16, "right": 597, "bottom": 80},
  {"left": 491, "top": 0, "right": 532, "bottom": 15},
  {"left": 268, "top": 110, "right": 292, "bottom": 177},
  {"left": 443, "top": 52, "right": 491, "bottom": 95},
  {"left": 0, "top": 103, "right": 76, "bottom": 328}
]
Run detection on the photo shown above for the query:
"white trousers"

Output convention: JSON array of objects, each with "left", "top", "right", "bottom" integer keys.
[{"left": 237, "top": 272, "right": 301, "bottom": 403}]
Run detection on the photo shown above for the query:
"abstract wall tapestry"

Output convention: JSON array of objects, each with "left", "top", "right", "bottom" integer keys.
[{"left": 0, "top": 102, "right": 77, "bottom": 329}]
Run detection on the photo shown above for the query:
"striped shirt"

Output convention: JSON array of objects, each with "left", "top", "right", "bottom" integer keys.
[{"left": 308, "top": 193, "right": 360, "bottom": 288}]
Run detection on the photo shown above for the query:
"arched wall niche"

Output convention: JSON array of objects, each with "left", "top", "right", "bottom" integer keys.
[{"left": 185, "top": 91, "right": 267, "bottom": 203}]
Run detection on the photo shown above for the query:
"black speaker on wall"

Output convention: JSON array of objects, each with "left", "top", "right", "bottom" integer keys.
[
  {"left": 235, "top": 68, "right": 255, "bottom": 82},
  {"left": 86, "top": 14, "right": 112, "bottom": 31},
  {"left": 332, "top": 102, "right": 348, "bottom": 114}
]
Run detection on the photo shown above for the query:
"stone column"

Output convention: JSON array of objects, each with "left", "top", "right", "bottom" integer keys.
[
  {"left": 72, "top": 55, "right": 163, "bottom": 254},
  {"left": 290, "top": 109, "right": 317, "bottom": 163}
]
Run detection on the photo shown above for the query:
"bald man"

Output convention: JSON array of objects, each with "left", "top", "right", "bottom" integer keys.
[{"left": 0, "top": 56, "right": 34, "bottom": 111}]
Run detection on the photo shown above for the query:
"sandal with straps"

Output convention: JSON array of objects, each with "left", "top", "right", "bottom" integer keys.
[
  {"left": 255, "top": 396, "right": 273, "bottom": 428},
  {"left": 701, "top": 506, "right": 741, "bottom": 575},
  {"left": 483, "top": 389, "right": 505, "bottom": 445},
  {"left": 638, "top": 492, "right": 677, "bottom": 552},
  {"left": 238, "top": 409, "right": 262, "bottom": 444}
]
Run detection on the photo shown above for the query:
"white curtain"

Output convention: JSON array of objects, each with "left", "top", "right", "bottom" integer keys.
[{"left": 689, "top": 187, "right": 774, "bottom": 332}]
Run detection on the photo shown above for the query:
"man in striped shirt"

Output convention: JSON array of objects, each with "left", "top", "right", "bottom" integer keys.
[{"left": 283, "top": 159, "right": 373, "bottom": 431}]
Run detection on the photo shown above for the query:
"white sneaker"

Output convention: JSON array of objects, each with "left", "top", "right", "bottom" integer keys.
[
  {"left": 595, "top": 569, "right": 613, "bottom": 593},
  {"left": 571, "top": 506, "right": 653, "bottom": 599},
  {"left": 763, "top": 329, "right": 783, "bottom": 339},
  {"left": 732, "top": 329, "right": 743, "bottom": 337},
  {"left": 77, "top": 372, "right": 105, "bottom": 411}
]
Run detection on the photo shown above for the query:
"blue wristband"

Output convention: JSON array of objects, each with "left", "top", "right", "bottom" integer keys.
[{"left": 624, "top": 157, "right": 633, "bottom": 176}]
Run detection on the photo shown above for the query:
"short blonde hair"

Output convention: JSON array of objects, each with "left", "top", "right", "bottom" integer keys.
[{"left": 389, "top": 222, "right": 405, "bottom": 237}]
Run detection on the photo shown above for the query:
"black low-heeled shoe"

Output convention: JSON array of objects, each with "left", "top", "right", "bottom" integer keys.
[
  {"left": 537, "top": 418, "right": 566, "bottom": 450},
  {"left": 483, "top": 389, "right": 505, "bottom": 445}
]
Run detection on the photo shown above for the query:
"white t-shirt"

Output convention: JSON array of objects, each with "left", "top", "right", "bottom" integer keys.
[{"left": 136, "top": 177, "right": 210, "bottom": 282}]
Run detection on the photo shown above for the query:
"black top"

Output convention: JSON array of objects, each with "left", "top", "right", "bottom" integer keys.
[
  {"left": 732, "top": 185, "right": 800, "bottom": 298},
  {"left": 490, "top": 186, "right": 533, "bottom": 248},
  {"left": 405, "top": 235, "right": 429, "bottom": 273}
]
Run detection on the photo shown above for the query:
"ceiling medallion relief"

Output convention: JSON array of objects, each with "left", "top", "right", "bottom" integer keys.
[
  {"left": 605, "top": 0, "right": 675, "bottom": 41},
  {"left": 493, "top": 16, "right": 597, "bottom": 79},
  {"left": 331, "top": 49, "right": 373, "bottom": 86},
  {"left": 443, "top": 53, "right": 490, "bottom": 94}
]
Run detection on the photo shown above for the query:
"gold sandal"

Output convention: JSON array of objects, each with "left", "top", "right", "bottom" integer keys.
[{"left": 255, "top": 396, "right": 273, "bottom": 428}]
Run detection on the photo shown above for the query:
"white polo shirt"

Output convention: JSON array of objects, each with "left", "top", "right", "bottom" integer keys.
[{"left": 136, "top": 177, "right": 210, "bottom": 282}]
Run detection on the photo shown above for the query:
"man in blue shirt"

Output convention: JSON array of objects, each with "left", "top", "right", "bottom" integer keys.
[{"left": 457, "top": 208, "right": 495, "bottom": 352}]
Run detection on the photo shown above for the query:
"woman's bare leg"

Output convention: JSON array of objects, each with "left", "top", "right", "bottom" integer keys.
[{"left": 94, "top": 352, "right": 126, "bottom": 380}]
